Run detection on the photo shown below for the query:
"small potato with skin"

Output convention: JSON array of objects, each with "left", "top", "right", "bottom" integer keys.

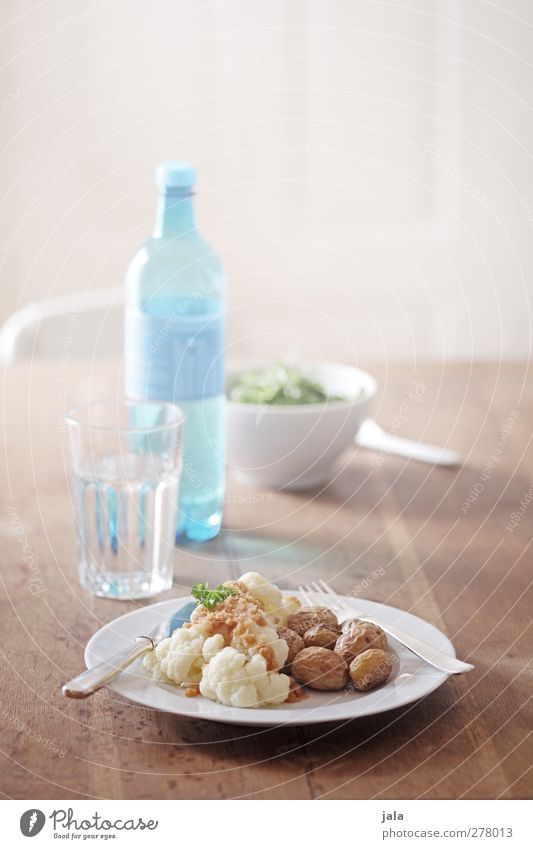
[
  {"left": 277, "top": 627, "right": 305, "bottom": 668},
  {"left": 292, "top": 646, "right": 347, "bottom": 690},
  {"left": 303, "top": 623, "right": 339, "bottom": 649},
  {"left": 335, "top": 621, "right": 388, "bottom": 663},
  {"left": 287, "top": 606, "right": 338, "bottom": 637},
  {"left": 349, "top": 649, "right": 393, "bottom": 691},
  {"left": 340, "top": 618, "right": 363, "bottom": 634}
]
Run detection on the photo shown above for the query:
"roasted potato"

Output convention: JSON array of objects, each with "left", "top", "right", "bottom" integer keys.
[
  {"left": 303, "top": 623, "right": 339, "bottom": 649},
  {"left": 349, "top": 649, "right": 393, "bottom": 691},
  {"left": 335, "top": 621, "right": 388, "bottom": 663},
  {"left": 277, "top": 626, "right": 305, "bottom": 669},
  {"left": 291, "top": 646, "right": 348, "bottom": 690},
  {"left": 287, "top": 606, "right": 338, "bottom": 637},
  {"left": 340, "top": 617, "right": 363, "bottom": 634}
]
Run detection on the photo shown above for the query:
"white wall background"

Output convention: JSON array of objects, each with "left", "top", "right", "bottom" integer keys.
[{"left": 0, "top": 0, "right": 531, "bottom": 361}]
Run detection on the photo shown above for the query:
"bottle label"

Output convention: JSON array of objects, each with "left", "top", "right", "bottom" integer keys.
[{"left": 125, "top": 308, "right": 224, "bottom": 402}]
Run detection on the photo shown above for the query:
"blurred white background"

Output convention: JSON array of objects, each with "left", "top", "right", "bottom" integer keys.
[{"left": 0, "top": 0, "right": 531, "bottom": 361}]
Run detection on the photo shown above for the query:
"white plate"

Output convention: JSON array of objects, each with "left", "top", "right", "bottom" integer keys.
[{"left": 85, "top": 593, "right": 454, "bottom": 726}]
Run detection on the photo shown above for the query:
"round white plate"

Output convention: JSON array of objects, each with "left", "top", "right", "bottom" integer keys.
[{"left": 85, "top": 593, "right": 454, "bottom": 726}]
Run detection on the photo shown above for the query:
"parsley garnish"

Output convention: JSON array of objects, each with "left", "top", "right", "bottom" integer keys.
[{"left": 191, "top": 582, "right": 238, "bottom": 610}]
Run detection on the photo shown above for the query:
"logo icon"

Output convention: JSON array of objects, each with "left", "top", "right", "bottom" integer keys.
[{"left": 20, "top": 810, "right": 46, "bottom": 837}]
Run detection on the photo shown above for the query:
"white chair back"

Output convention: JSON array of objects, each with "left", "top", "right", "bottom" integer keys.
[{"left": 0, "top": 289, "right": 123, "bottom": 365}]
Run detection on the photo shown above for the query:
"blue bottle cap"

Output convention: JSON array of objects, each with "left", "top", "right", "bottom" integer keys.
[{"left": 155, "top": 160, "right": 196, "bottom": 190}]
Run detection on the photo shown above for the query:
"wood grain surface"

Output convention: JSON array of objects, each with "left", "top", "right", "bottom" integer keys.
[{"left": 1, "top": 360, "right": 531, "bottom": 800}]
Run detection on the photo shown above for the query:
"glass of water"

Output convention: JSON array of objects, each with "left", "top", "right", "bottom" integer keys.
[{"left": 66, "top": 399, "right": 184, "bottom": 599}]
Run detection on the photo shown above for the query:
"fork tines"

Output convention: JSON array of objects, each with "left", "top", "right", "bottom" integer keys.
[{"left": 299, "top": 579, "right": 353, "bottom": 615}]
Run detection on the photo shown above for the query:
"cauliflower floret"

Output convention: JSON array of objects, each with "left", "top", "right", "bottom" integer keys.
[
  {"left": 230, "top": 622, "right": 289, "bottom": 670},
  {"left": 279, "top": 594, "right": 301, "bottom": 626},
  {"left": 142, "top": 645, "right": 174, "bottom": 682},
  {"left": 199, "top": 647, "right": 290, "bottom": 708},
  {"left": 143, "top": 575, "right": 301, "bottom": 706},
  {"left": 189, "top": 605, "right": 205, "bottom": 625},
  {"left": 142, "top": 623, "right": 207, "bottom": 685},
  {"left": 202, "top": 633, "right": 225, "bottom": 661},
  {"left": 239, "top": 572, "right": 286, "bottom": 625},
  {"left": 239, "top": 572, "right": 301, "bottom": 626}
]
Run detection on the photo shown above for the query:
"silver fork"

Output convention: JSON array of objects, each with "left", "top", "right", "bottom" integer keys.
[{"left": 299, "top": 579, "right": 474, "bottom": 675}]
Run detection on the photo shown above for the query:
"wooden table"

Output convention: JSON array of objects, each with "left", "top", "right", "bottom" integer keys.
[{"left": 1, "top": 360, "right": 531, "bottom": 800}]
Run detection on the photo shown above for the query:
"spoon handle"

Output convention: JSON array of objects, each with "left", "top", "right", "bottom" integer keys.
[
  {"left": 62, "top": 636, "right": 154, "bottom": 698},
  {"left": 356, "top": 419, "right": 462, "bottom": 467}
]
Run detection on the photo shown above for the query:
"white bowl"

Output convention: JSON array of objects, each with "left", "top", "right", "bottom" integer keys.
[{"left": 226, "top": 362, "right": 377, "bottom": 490}]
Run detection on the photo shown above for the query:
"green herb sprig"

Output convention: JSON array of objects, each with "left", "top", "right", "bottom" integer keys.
[{"left": 191, "top": 582, "right": 238, "bottom": 610}]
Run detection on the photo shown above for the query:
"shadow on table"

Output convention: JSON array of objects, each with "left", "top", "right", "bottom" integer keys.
[
  {"left": 224, "top": 527, "right": 334, "bottom": 564},
  {"left": 312, "top": 457, "right": 530, "bottom": 529},
  {"left": 156, "top": 683, "right": 458, "bottom": 766}
]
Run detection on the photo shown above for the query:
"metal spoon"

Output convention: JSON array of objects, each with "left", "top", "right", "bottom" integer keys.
[{"left": 62, "top": 601, "right": 196, "bottom": 699}]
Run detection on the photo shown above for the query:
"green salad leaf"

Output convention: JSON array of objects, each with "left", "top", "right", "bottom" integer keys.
[{"left": 229, "top": 364, "right": 347, "bottom": 406}]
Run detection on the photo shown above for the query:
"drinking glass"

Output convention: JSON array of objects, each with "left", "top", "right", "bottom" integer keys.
[{"left": 66, "top": 399, "right": 184, "bottom": 599}]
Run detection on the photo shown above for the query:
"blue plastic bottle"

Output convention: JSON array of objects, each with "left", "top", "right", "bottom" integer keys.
[{"left": 124, "top": 161, "right": 225, "bottom": 542}]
